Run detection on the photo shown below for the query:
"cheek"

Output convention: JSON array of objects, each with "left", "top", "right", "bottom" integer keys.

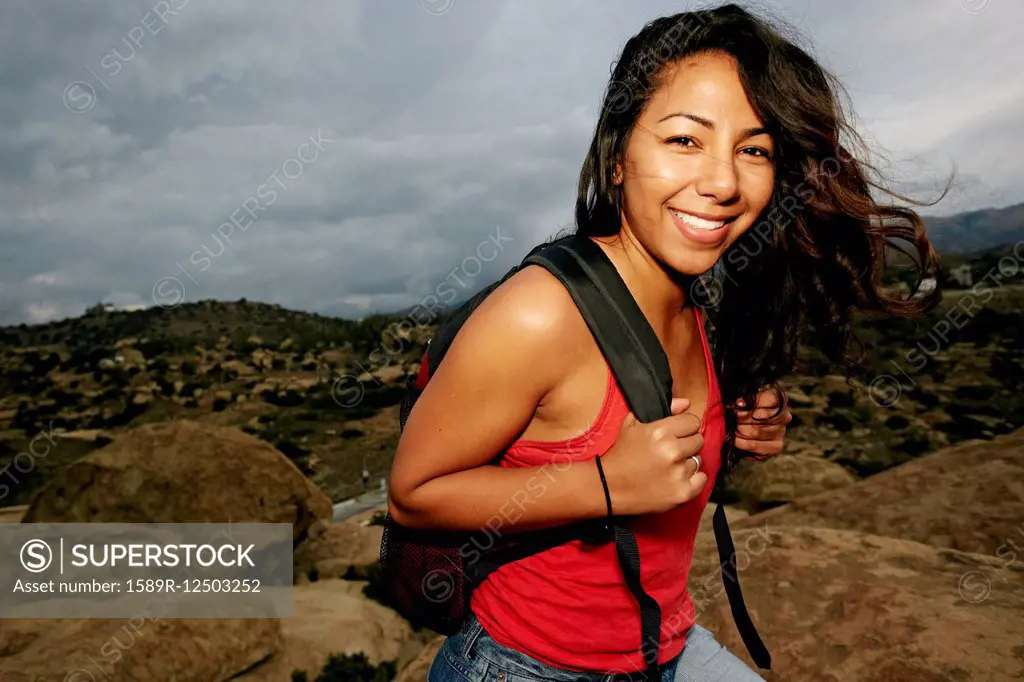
[
  {"left": 623, "top": 160, "right": 693, "bottom": 216},
  {"left": 741, "top": 171, "right": 775, "bottom": 212}
]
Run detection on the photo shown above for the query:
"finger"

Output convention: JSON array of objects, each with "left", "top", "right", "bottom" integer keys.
[
  {"left": 735, "top": 438, "right": 784, "bottom": 455},
  {"left": 740, "top": 407, "right": 787, "bottom": 425},
  {"left": 670, "top": 434, "right": 705, "bottom": 461},
  {"left": 664, "top": 411, "right": 703, "bottom": 438},
  {"left": 736, "top": 422, "right": 786, "bottom": 438},
  {"left": 670, "top": 397, "right": 691, "bottom": 415},
  {"left": 684, "top": 470, "right": 708, "bottom": 499},
  {"left": 755, "top": 390, "right": 781, "bottom": 409},
  {"left": 682, "top": 453, "right": 702, "bottom": 476},
  {"left": 735, "top": 424, "right": 770, "bottom": 440}
]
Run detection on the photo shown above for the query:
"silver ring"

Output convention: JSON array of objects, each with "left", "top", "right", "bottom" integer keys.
[{"left": 690, "top": 455, "right": 701, "bottom": 471}]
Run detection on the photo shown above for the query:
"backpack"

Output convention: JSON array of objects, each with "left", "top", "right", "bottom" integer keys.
[{"left": 378, "top": 234, "right": 771, "bottom": 678}]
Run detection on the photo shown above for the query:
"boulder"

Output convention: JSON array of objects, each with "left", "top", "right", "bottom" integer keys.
[
  {"left": 294, "top": 517, "right": 384, "bottom": 582},
  {"left": 395, "top": 635, "right": 446, "bottom": 682},
  {"left": 0, "top": 504, "right": 27, "bottom": 523},
  {"left": 234, "top": 579, "right": 421, "bottom": 681},
  {"left": 23, "top": 420, "right": 332, "bottom": 544},
  {"left": 0, "top": 615, "right": 280, "bottom": 681},
  {"left": 251, "top": 349, "right": 274, "bottom": 370},
  {"left": 688, "top": 525, "right": 1024, "bottom": 681},
  {"left": 729, "top": 455, "right": 858, "bottom": 512},
  {"left": 732, "top": 428, "right": 1024, "bottom": 555}
]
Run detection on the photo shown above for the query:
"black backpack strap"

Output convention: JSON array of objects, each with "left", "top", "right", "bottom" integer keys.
[
  {"left": 526, "top": 235, "right": 770, "bottom": 675},
  {"left": 713, "top": 503, "right": 772, "bottom": 669},
  {"left": 523, "top": 236, "right": 669, "bottom": 681},
  {"left": 525, "top": 236, "right": 672, "bottom": 423}
]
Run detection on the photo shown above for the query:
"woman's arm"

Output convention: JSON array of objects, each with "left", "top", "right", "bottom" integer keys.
[{"left": 386, "top": 265, "right": 610, "bottom": 533}]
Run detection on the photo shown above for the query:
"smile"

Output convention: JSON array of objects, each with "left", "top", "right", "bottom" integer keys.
[{"left": 667, "top": 208, "right": 735, "bottom": 231}]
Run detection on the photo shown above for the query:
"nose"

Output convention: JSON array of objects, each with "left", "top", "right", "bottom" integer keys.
[{"left": 693, "top": 149, "right": 739, "bottom": 202}]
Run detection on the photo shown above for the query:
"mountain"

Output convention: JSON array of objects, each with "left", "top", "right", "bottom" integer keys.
[{"left": 922, "top": 201, "right": 1024, "bottom": 254}]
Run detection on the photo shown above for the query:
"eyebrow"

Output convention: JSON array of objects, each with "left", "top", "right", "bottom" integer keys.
[{"left": 657, "top": 111, "right": 770, "bottom": 140}]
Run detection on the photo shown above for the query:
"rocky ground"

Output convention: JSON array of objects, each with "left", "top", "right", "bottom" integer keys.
[{"left": 1, "top": 421, "right": 1021, "bottom": 681}]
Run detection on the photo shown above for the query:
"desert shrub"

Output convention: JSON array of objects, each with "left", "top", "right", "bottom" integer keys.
[
  {"left": 954, "top": 385, "right": 998, "bottom": 401},
  {"left": 273, "top": 439, "right": 313, "bottom": 475},
  {"left": 307, "top": 391, "right": 341, "bottom": 411},
  {"left": 884, "top": 415, "right": 910, "bottom": 430},
  {"left": 314, "top": 652, "right": 396, "bottom": 682},
  {"left": 261, "top": 389, "right": 304, "bottom": 408},
  {"left": 826, "top": 390, "right": 855, "bottom": 409},
  {"left": 47, "top": 388, "right": 82, "bottom": 409},
  {"left": 851, "top": 402, "right": 874, "bottom": 423},
  {"left": 991, "top": 352, "right": 1024, "bottom": 384},
  {"left": 936, "top": 414, "right": 991, "bottom": 442},
  {"left": 155, "top": 377, "right": 175, "bottom": 397},
  {"left": 905, "top": 387, "right": 941, "bottom": 409},
  {"left": 894, "top": 429, "right": 932, "bottom": 456},
  {"left": 179, "top": 381, "right": 208, "bottom": 398},
  {"left": 816, "top": 412, "right": 854, "bottom": 432},
  {"left": 136, "top": 338, "right": 175, "bottom": 357}
]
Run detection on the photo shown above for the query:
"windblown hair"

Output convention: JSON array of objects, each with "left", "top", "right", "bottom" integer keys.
[{"left": 574, "top": 3, "right": 945, "bottom": 477}]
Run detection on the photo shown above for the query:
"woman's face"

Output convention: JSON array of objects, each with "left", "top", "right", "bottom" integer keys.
[{"left": 616, "top": 50, "right": 776, "bottom": 276}]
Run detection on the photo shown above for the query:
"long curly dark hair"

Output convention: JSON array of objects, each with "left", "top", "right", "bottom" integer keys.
[{"left": 573, "top": 3, "right": 945, "bottom": 477}]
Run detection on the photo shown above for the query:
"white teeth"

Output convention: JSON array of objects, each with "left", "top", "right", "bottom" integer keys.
[{"left": 670, "top": 209, "right": 726, "bottom": 230}]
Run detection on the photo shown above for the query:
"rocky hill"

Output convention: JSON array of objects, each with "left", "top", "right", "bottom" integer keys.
[
  {"left": 923, "top": 201, "right": 1024, "bottom": 254},
  {"left": 0, "top": 299, "right": 432, "bottom": 506},
  {"left": 1, "top": 269, "right": 1022, "bottom": 513}
]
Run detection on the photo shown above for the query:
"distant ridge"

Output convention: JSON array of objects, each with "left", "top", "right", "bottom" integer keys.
[{"left": 922, "top": 201, "right": 1024, "bottom": 254}]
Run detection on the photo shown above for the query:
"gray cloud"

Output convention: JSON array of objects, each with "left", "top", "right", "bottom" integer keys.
[{"left": 0, "top": 0, "right": 1020, "bottom": 325}]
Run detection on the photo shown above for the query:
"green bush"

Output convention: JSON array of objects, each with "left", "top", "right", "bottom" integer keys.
[
  {"left": 884, "top": 415, "right": 910, "bottom": 430},
  {"left": 312, "top": 652, "right": 396, "bottom": 682},
  {"left": 826, "top": 390, "right": 855, "bottom": 408}
]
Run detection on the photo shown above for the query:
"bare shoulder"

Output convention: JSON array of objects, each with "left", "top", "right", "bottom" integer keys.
[
  {"left": 440, "top": 263, "right": 591, "bottom": 395},
  {"left": 483, "top": 264, "right": 587, "bottom": 335},
  {"left": 388, "top": 262, "right": 592, "bottom": 500}
]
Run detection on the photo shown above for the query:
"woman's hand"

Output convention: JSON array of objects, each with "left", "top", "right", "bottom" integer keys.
[{"left": 733, "top": 387, "right": 791, "bottom": 460}]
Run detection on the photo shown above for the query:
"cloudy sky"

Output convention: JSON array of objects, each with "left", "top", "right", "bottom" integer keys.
[{"left": 1, "top": 0, "right": 1020, "bottom": 326}]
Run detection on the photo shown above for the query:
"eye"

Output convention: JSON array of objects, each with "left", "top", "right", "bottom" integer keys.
[
  {"left": 666, "top": 136, "right": 697, "bottom": 148},
  {"left": 741, "top": 146, "right": 773, "bottom": 160}
]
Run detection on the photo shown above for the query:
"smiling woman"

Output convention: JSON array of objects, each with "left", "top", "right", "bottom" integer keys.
[{"left": 383, "top": 4, "right": 945, "bottom": 682}]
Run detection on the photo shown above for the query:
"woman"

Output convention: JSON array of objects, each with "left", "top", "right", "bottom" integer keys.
[{"left": 388, "top": 4, "right": 940, "bottom": 681}]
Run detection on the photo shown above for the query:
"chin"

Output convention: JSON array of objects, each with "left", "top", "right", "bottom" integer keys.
[{"left": 658, "top": 247, "right": 719, "bottom": 278}]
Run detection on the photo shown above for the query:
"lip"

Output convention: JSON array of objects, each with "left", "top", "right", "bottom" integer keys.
[
  {"left": 668, "top": 207, "right": 738, "bottom": 246},
  {"left": 667, "top": 207, "right": 740, "bottom": 223}
]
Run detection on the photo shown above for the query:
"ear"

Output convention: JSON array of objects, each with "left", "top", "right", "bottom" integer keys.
[{"left": 612, "top": 161, "right": 623, "bottom": 185}]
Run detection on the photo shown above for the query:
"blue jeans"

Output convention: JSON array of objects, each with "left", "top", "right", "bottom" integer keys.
[{"left": 428, "top": 611, "right": 765, "bottom": 682}]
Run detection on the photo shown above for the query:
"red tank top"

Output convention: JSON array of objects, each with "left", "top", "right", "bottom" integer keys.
[{"left": 471, "top": 309, "right": 726, "bottom": 673}]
